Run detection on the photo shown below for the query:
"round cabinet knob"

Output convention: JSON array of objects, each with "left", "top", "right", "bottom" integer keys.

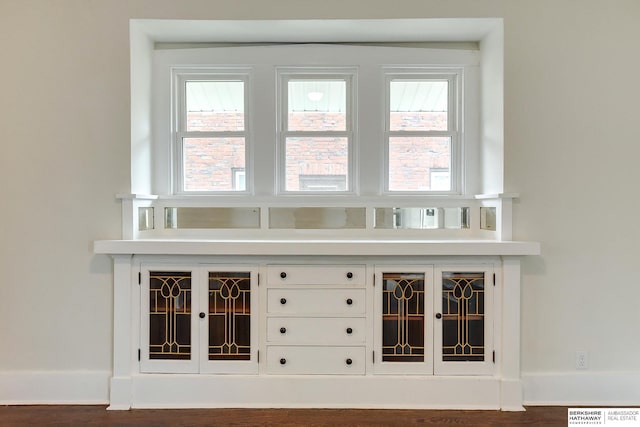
[
  {"left": 280, "top": 272, "right": 287, "bottom": 279},
  {"left": 199, "top": 312, "right": 205, "bottom": 319},
  {"left": 346, "top": 327, "right": 353, "bottom": 334},
  {"left": 435, "top": 313, "right": 442, "bottom": 319},
  {"left": 346, "top": 358, "right": 353, "bottom": 365},
  {"left": 280, "top": 298, "right": 287, "bottom": 305},
  {"left": 280, "top": 358, "right": 287, "bottom": 365},
  {"left": 346, "top": 298, "right": 353, "bottom": 305},
  {"left": 280, "top": 327, "right": 287, "bottom": 334},
  {"left": 346, "top": 272, "right": 353, "bottom": 279}
]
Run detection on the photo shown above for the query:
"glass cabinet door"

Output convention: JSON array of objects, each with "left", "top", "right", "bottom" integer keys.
[
  {"left": 374, "top": 267, "right": 434, "bottom": 374},
  {"left": 140, "top": 264, "right": 258, "bottom": 374},
  {"left": 200, "top": 267, "right": 258, "bottom": 374},
  {"left": 141, "top": 267, "right": 200, "bottom": 373},
  {"left": 434, "top": 266, "right": 494, "bottom": 375}
]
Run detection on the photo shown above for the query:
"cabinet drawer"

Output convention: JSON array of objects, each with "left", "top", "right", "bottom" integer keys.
[
  {"left": 267, "top": 317, "right": 366, "bottom": 344},
  {"left": 267, "top": 289, "right": 365, "bottom": 315},
  {"left": 267, "top": 265, "right": 366, "bottom": 286},
  {"left": 266, "top": 346, "right": 365, "bottom": 375}
]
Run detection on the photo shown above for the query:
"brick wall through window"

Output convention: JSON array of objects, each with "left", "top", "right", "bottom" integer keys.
[{"left": 183, "top": 111, "right": 449, "bottom": 191}]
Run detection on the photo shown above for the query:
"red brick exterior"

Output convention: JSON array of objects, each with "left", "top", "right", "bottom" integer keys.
[{"left": 183, "top": 111, "right": 449, "bottom": 191}]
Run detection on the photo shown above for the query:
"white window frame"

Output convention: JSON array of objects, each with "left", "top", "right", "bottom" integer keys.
[
  {"left": 384, "top": 69, "right": 462, "bottom": 194},
  {"left": 276, "top": 68, "right": 357, "bottom": 194},
  {"left": 172, "top": 68, "right": 252, "bottom": 195},
  {"left": 152, "top": 45, "right": 479, "bottom": 199}
]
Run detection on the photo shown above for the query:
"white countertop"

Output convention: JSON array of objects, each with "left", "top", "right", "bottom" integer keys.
[{"left": 94, "top": 239, "right": 540, "bottom": 256}]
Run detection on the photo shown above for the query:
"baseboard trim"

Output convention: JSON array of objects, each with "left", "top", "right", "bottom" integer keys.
[
  {"left": 522, "top": 372, "right": 640, "bottom": 406},
  {"left": 0, "top": 371, "right": 110, "bottom": 405},
  {"left": 4, "top": 370, "right": 637, "bottom": 407}
]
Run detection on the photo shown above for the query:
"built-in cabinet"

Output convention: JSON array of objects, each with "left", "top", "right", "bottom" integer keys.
[
  {"left": 372, "top": 265, "right": 494, "bottom": 376},
  {"left": 95, "top": 240, "right": 539, "bottom": 410},
  {"left": 138, "top": 261, "right": 494, "bottom": 378},
  {"left": 98, "top": 190, "right": 539, "bottom": 409}
]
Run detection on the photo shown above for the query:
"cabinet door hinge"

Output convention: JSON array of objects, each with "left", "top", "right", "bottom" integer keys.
[
  {"left": 138, "top": 272, "right": 141, "bottom": 285},
  {"left": 492, "top": 350, "right": 496, "bottom": 363},
  {"left": 138, "top": 349, "right": 141, "bottom": 361}
]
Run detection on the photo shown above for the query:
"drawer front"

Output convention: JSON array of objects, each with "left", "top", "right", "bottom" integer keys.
[
  {"left": 267, "top": 265, "right": 366, "bottom": 286},
  {"left": 266, "top": 346, "right": 366, "bottom": 375},
  {"left": 267, "top": 289, "right": 365, "bottom": 315},
  {"left": 267, "top": 317, "right": 366, "bottom": 344}
]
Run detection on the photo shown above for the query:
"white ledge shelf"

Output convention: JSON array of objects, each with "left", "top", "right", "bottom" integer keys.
[{"left": 94, "top": 239, "right": 540, "bottom": 257}]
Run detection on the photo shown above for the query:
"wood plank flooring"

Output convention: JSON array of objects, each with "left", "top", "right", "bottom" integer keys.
[{"left": 0, "top": 406, "right": 569, "bottom": 426}]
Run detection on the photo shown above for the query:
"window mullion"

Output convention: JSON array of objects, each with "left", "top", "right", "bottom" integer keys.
[
  {"left": 282, "top": 131, "right": 352, "bottom": 138},
  {"left": 178, "top": 131, "right": 247, "bottom": 139},
  {"left": 387, "top": 130, "right": 454, "bottom": 138}
]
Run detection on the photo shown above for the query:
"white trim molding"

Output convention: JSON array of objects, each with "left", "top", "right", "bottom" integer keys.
[
  {"left": 0, "top": 371, "right": 109, "bottom": 405},
  {"left": 522, "top": 372, "right": 640, "bottom": 406}
]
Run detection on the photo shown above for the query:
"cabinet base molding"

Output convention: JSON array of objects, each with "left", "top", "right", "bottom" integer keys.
[
  {"left": 119, "top": 375, "right": 509, "bottom": 410},
  {"left": 97, "top": 251, "right": 536, "bottom": 411}
]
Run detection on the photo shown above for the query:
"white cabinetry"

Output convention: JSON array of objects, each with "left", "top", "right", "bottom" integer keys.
[
  {"left": 140, "top": 264, "right": 259, "bottom": 374},
  {"left": 373, "top": 264, "right": 494, "bottom": 376},
  {"left": 95, "top": 241, "right": 539, "bottom": 410},
  {"left": 265, "top": 265, "right": 366, "bottom": 375},
  {"left": 374, "top": 266, "right": 434, "bottom": 374},
  {"left": 434, "top": 266, "right": 494, "bottom": 375}
]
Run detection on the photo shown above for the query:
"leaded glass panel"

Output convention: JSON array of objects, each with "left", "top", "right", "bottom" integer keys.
[
  {"left": 382, "top": 273, "right": 425, "bottom": 362},
  {"left": 208, "top": 272, "right": 251, "bottom": 360},
  {"left": 149, "top": 271, "right": 192, "bottom": 360},
  {"left": 441, "top": 272, "right": 485, "bottom": 362}
]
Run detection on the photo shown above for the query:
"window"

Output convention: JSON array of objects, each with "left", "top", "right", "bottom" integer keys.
[
  {"left": 299, "top": 174, "right": 347, "bottom": 191},
  {"left": 154, "top": 45, "right": 479, "bottom": 198},
  {"left": 231, "top": 167, "right": 246, "bottom": 191},
  {"left": 385, "top": 73, "right": 459, "bottom": 193},
  {"left": 174, "top": 71, "right": 250, "bottom": 193},
  {"left": 278, "top": 71, "right": 355, "bottom": 193}
]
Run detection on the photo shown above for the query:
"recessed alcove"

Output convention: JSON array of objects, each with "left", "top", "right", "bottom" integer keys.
[{"left": 92, "top": 18, "right": 539, "bottom": 412}]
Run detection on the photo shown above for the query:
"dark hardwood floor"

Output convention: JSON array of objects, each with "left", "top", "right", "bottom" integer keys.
[{"left": 0, "top": 406, "right": 568, "bottom": 426}]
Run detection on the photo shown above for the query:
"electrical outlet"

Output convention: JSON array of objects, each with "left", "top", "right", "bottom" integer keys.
[{"left": 576, "top": 351, "right": 588, "bottom": 369}]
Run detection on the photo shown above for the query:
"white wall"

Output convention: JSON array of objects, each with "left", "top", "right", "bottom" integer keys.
[
  {"left": 504, "top": 1, "right": 640, "bottom": 404},
  {"left": 1, "top": 0, "right": 638, "bottom": 405}
]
